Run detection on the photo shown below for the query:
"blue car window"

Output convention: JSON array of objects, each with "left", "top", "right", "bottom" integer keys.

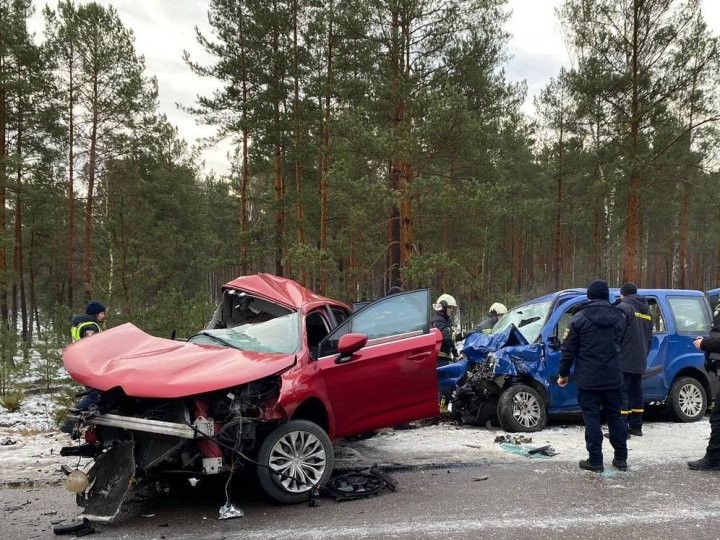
[
  {"left": 645, "top": 297, "right": 666, "bottom": 334},
  {"left": 667, "top": 296, "right": 710, "bottom": 335}
]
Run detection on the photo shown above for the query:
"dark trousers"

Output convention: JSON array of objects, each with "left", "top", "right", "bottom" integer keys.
[
  {"left": 578, "top": 387, "right": 628, "bottom": 465},
  {"left": 706, "top": 387, "right": 720, "bottom": 461},
  {"left": 621, "top": 372, "right": 643, "bottom": 431}
]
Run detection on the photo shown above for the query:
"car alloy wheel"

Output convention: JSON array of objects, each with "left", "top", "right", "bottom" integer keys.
[
  {"left": 668, "top": 376, "right": 707, "bottom": 422},
  {"left": 512, "top": 391, "right": 542, "bottom": 428},
  {"left": 257, "top": 419, "right": 335, "bottom": 504},
  {"left": 268, "top": 430, "right": 326, "bottom": 493},
  {"left": 497, "top": 384, "right": 548, "bottom": 432},
  {"left": 677, "top": 381, "right": 704, "bottom": 418}
]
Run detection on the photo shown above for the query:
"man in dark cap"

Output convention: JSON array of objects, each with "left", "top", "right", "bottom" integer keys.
[
  {"left": 70, "top": 300, "right": 107, "bottom": 341},
  {"left": 558, "top": 279, "right": 628, "bottom": 472},
  {"left": 615, "top": 282, "right": 652, "bottom": 437}
]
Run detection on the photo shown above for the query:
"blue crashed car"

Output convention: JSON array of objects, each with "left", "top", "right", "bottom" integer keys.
[{"left": 440, "top": 288, "right": 719, "bottom": 432}]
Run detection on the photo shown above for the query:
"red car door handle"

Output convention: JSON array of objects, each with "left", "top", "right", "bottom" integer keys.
[{"left": 408, "top": 351, "right": 431, "bottom": 361}]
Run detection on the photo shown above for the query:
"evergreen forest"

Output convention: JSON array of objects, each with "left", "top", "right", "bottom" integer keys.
[{"left": 1, "top": 0, "right": 719, "bottom": 393}]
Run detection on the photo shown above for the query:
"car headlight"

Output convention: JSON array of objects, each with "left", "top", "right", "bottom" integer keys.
[{"left": 482, "top": 353, "right": 497, "bottom": 378}]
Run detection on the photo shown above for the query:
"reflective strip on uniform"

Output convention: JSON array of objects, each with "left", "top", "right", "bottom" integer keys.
[
  {"left": 635, "top": 312, "right": 651, "bottom": 321},
  {"left": 631, "top": 408, "right": 644, "bottom": 413},
  {"left": 620, "top": 410, "right": 630, "bottom": 415},
  {"left": 71, "top": 321, "right": 98, "bottom": 342}
]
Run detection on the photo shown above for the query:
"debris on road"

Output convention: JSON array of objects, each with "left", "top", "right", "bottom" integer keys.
[
  {"left": 219, "top": 502, "right": 244, "bottom": 520},
  {"left": 494, "top": 434, "right": 533, "bottom": 445},
  {"left": 0, "top": 437, "right": 17, "bottom": 446},
  {"left": 52, "top": 517, "right": 95, "bottom": 536},
  {"left": 320, "top": 466, "right": 399, "bottom": 502},
  {"left": 528, "top": 445, "right": 558, "bottom": 457},
  {"left": 473, "top": 475, "right": 489, "bottom": 481}
]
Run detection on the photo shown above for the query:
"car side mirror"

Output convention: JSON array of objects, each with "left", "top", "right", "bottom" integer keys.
[
  {"left": 546, "top": 335, "right": 561, "bottom": 350},
  {"left": 335, "top": 333, "right": 368, "bottom": 364}
]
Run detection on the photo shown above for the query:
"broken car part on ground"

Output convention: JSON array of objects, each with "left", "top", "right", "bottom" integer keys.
[{"left": 59, "top": 274, "right": 441, "bottom": 521}]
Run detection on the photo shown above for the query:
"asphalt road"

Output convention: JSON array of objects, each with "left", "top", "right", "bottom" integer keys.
[{"left": 3, "top": 456, "right": 720, "bottom": 539}]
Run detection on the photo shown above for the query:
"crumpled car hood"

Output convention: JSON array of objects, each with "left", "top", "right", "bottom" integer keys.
[
  {"left": 63, "top": 323, "right": 295, "bottom": 398},
  {"left": 463, "top": 325, "right": 529, "bottom": 362},
  {"left": 463, "top": 325, "right": 546, "bottom": 383}
]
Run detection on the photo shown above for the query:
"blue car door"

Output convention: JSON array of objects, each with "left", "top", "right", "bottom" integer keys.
[
  {"left": 638, "top": 295, "right": 669, "bottom": 400},
  {"left": 543, "top": 297, "right": 585, "bottom": 413}
]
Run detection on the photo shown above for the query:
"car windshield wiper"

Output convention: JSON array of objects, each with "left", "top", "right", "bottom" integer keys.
[{"left": 195, "top": 331, "right": 239, "bottom": 349}]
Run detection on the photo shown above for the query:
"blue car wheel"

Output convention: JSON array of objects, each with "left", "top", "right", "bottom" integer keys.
[{"left": 497, "top": 384, "right": 547, "bottom": 433}]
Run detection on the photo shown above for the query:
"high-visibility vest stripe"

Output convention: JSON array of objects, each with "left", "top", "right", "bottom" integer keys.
[{"left": 71, "top": 321, "right": 99, "bottom": 341}]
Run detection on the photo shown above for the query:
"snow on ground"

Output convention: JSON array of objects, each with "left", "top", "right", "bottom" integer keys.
[
  {"left": 1, "top": 393, "right": 713, "bottom": 487},
  {"left": 0, "top": 394, "right": 58, "bottom": 432},
  {"left": 334, "top": 420, "right": 712, "bottom": 471}
]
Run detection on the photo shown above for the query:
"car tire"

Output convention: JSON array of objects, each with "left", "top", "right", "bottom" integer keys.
[
  {"left": 667, "top": 376, "right": 707, "bottom": 422},
  {"left": 497, "top": 384, "right": 547, "bottom": 432},
  {"left": 257, "top": 420, "right": 334, "bottom": 504}
]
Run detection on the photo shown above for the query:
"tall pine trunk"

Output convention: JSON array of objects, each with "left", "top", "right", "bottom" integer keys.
[
  {"left": 553, "top": 124, "right": 564, "bottom": 290},
  {"left": 387, "top": 7, "right": 403, "bottom": 289},
  {"left": 66, "top": 60, "right": 75, "bottom": 306},
  {"left": 83, "top": 106, "right": 98, "bottom": 300},
  {"left": 0, "top": 55, "right": 7, "bottom": 326},
  {"left": 239, "top": 5, "right": 249, "bottom": 276},
  {"left": 319, "top": 7, "right": 333, "bottom": 295},
  {"left": 622, "top": 0, "right": 641, "bottom": 283},
  {"left": 292, "top": 0, "right": 305, "bottom": 286}
]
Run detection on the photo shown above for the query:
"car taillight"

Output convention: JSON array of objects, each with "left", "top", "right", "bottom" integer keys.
[{"left": 84, "top": 426, "right": 97, "bottom": 444}]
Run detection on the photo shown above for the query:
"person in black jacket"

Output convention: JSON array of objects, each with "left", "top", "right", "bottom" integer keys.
[
  {"left": 558, "top": 280, "right": 628, "bottom": 472},
  {"left": 616, "top": 282, "right": 653, "bottom": 437},
  {"left": 688, "top": 303, "right": 720, "bottom": 471},
  {"left": 431, "top": 294, "right": 459, "bottom": 366}
]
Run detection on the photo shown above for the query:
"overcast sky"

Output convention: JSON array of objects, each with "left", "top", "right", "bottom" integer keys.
[{"left": 27, "top": 0, "right": 720, "bottom": 175}]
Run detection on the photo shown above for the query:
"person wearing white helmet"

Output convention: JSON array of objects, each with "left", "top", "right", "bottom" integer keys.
[
  {"left": 475, "top": 302, "right": 507, "bottom": 334},
  {"left": 431, "top": 293, "right": 459, "bottom": 366}
]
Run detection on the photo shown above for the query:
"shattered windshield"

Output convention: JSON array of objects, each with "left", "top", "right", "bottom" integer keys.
[
  {"left": 492, "top": 301, "right": 552, "bottom": 343},
  {"left": 188, "top": 312, "right": 300, "bottom": 354}
]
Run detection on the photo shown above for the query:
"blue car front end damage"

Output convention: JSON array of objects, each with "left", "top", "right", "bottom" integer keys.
[{"left": 438, "top": 325, "right": 550, "bottom": 426}]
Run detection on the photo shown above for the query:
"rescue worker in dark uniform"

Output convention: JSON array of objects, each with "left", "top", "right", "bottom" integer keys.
[
  {"left": 61, "top": 300, "right": 107, "bottom": 435},
  {"left": 431, "top": 294, "right": 459, "bottom": 367},
  {"left": 688, "top": 301, "right": 720, "bottom": 470},
  {"left": 558, "top": 280, "right": 628, "bottom": 472},
  {"left": 615, "top": 282, "right": 652, "bottom": 437},
  {"left": 474, "top": 302, "right": 507, "bottom": 334}
]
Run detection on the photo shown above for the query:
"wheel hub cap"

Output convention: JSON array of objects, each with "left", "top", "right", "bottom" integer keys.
[
  {"left": 268, "top": 430, "right": 326, "bottom": 493},
  {"left": 513, "top": 392, "right": 541, "bottom": 427},
  {"left": 679, "top": 384, "right": 702, "bottom": 417}
]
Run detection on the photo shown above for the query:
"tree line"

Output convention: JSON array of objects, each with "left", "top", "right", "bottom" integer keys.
[{"left": 0, "top": 0, "right": 719, "bottom": 367}]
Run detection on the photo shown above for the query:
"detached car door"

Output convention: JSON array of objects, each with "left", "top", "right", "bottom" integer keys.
[{"left": 316, "top": 289, "right": 440, "bottom": 438}]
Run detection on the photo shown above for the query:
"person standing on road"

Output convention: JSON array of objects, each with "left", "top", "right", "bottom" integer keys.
[
  {"left": 615, "top": 282, "right": 653, "bottom": 437},
  {"left": 558, "top": 279, "right": 628, "bottom": 473},
  {"left": 474, "top": 302, "right": 507, "bottom": 334},
  {"left": 432, "top": 294, "right": 459, "bottom": 367},
  {"left": 688, "top": 302, "right": 720, "bottom": 471}
]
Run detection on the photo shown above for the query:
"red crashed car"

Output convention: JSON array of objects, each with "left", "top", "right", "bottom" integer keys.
[{"left": 61, "top": 274, "right": 440, "bottom": 520}]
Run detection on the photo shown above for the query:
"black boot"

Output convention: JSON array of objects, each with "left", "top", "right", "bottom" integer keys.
[
  {"left": 687, "top": 456, "right": 720, "bottom": 471},
  {"left": 579, "top": 459, "right": 603, "bottom": 472}
]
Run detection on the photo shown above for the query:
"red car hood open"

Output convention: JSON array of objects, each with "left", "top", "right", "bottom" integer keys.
[{"left": 63, "top": 323, "right": 295, "bottom": 398}]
